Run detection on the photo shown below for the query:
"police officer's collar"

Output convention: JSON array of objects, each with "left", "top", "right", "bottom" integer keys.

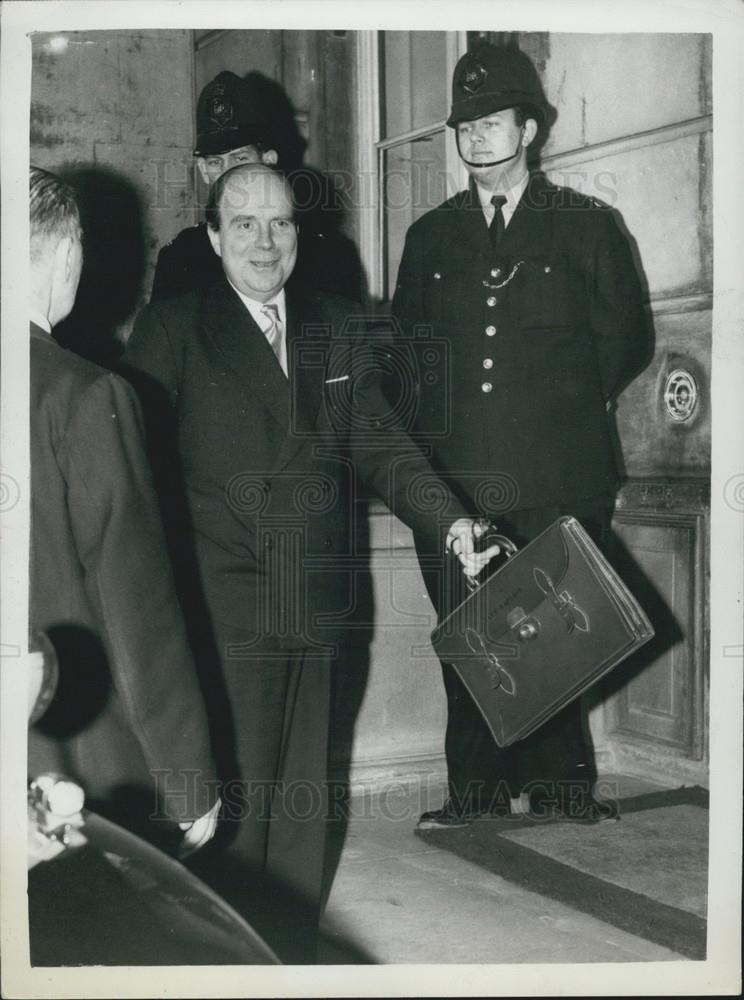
[{"left": 473, "top": 171, "right": 529, "bottom": 214}]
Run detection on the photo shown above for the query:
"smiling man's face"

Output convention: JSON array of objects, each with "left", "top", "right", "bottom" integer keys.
[{"left": 207, "top": 166, "right": 298, "bottom": 302}]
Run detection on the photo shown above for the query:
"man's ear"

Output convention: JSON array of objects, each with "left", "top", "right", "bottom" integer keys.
[
  {"left": 261, "top": 148, "right": 279, "bottom": 166},
  {"left": 63, "top": 235, "right": 78, "bottom": 280},
  {"left": 52, "top": 234, "right": 73, "bottom": 283},
  {"left": 522, "top": 118, "right": 539, "bottom": 147},
  {"left": 196, "top": 157, "right": 211, "bottom": 185},
  {"left": 206, "top": 224, "right": 222, "bottom": 258}
]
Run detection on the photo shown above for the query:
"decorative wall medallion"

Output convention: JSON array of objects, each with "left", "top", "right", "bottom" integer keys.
[{"left": 664, "top": 368, "right": 699, "bottom": 422}]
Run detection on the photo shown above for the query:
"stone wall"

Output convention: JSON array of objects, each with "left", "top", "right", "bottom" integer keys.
[{"left": 31, "top": 29, "right": 196, "bottom": 358}]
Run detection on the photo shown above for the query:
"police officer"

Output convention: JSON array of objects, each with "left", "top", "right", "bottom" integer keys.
[
  {"left": 151, "top": 71, "right": 279, "bottom": 301},
  {"left": 151, "top": 70, "right": 364, "bottom": 303},
  {"left": 392, "top": 43, "right": 649, "bottom": 828}
]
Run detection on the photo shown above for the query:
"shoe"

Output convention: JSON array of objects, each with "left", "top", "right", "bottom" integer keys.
[{"left": 416, "top": 799, "right": 474, "bottom": 830}]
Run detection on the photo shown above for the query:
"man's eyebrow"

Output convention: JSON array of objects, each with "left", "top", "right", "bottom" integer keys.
[{"left": 228, "top": 213, "right": 256, "bottom": 224}]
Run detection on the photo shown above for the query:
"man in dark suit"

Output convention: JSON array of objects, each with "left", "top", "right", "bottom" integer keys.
[
  {"left": 123, "top": 162, "right": 496, "bottom": 961},
  {"left": 391, "top": 43, "right": 648, "bottom": 829},
  {"left": 29, "top": 166, "right": 220, "bottom": 856}
]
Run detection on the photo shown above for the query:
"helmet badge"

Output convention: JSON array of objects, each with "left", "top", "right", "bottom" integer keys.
[
  {"left": 461, "top": 61, "right": 488, "bottom": 94},
  {"left": 209, "top": 85, "right": 235, "bottom": 127}
]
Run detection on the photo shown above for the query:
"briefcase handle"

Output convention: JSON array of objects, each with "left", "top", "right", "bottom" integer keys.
[{"left": 464, "top": 524, "right": 519, "bottom": 593}]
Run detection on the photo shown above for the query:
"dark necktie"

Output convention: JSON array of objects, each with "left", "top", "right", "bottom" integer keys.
[{"left": 489, "top": 194, "right": 507, "bottom": 248}]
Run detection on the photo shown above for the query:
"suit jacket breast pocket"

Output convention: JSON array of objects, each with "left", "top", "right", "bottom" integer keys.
[{"left": 514, "top": 253, "right": 582, "bottom": 332}]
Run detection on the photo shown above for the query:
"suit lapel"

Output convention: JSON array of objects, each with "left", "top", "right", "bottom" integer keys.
[
  {"left": 286, "top": 286, "right": 327, "bottom": 431},
  {"left": 202, "top": 276, "right": 290, "bottom": 433},
  {"left": 272, "top": 284, "right": 330, "bottom": 473},
  {"left": 202, "top": 278, "right": 339, "bottom": 475}
]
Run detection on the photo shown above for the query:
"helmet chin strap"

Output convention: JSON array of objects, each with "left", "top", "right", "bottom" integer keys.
[{"left": 457, "top": 128, "right": 525, "bottom": 170}]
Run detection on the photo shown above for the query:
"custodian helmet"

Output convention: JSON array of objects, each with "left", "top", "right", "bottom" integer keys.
[
  {"left": 446, "top": 44, "right": 546, "bottom": 127},
  {"left": 194, "top": 71, "right": 275, "bottom": 156}
]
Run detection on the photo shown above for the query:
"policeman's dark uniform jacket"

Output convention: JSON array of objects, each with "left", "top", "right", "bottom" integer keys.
[
  {"left": 393, "top": 176, "right": 645, "bottom": 510},
  {"left": 392, "top": 44, "right": 648, "bottom": 813},
  {"left": 151, "top": 71, "right": 362, "bottom": 303}
]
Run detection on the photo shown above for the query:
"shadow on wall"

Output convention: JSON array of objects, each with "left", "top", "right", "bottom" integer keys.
[
  {"left": 604, "top": 214, "right": 656, "bottom": 482},
  {"left": 241, "top": 71, "right": 366, "bottom": 304},
  {"left": 54, "top": 166, "right": 146, "bottom": 369},
  {"left": 507, "top": 35, "right": 658, "bottom": 482}
]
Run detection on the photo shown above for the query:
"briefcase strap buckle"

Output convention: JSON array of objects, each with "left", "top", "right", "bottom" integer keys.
[
  {"left": 507, "top": 606, "right": 541, "bottom": 642},
  {"left": 517, "top": 620, "right": 540, "bottom": 641}
]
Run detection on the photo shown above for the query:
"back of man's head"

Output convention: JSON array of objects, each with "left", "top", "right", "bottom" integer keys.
[
  {"left": 30, "top": 166, "right": 83, "bottom": 327},
  {"left": 30, "top": 166, "right": 80, "bottom": 260}
]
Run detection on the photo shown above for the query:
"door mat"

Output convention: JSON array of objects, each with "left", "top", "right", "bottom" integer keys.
[{"left": 416, "top": 786, "right": 708, "bottom": 960}]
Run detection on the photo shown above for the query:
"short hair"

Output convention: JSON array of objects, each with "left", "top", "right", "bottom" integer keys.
[
  {"left": 511, "top": 105, "right": 542, "bottom": 129},
  {"left": 250, "top": 141, "right": 274, "bottom": 159},
  {"left": 206, "top": 162, "right": 293, "bottom": 232},
  {"left": 456, "top": 105, "right": 537, "bottom": 130},
  {"left": 29, "top": 166, "right": 80, "bottom": 249}
]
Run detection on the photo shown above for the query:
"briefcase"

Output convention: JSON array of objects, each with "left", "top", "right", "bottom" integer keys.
[{"left": 430, "top": 516, "right": 654, "bottom": 747}]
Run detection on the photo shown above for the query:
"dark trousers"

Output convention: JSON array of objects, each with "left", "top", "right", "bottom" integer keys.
[
  {"left": 418, "top": 499, "right": 612, "bottom": 811},
  {"left": 188, "top": 634, "right": 332, "bottom": 963}
]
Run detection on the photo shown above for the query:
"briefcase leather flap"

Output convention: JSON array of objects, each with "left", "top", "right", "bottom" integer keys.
[
  {"left": 431, "top": 516, "right": 654, "bottom": 746},
  {"left": 481, "top": 522, "right": 576, "bottom": 646}
]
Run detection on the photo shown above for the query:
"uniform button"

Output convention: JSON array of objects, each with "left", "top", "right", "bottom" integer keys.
[
  {"left": 544, "top": 265, "right": 552, "bottom": 273},
  {"left": 485, "top": 325, "right": 496, "bottom": 337},
  {"left": 433, "top": 271, "right": 441, "bottom": 280},
  {"left": 486, "top": 296, "right": 497, "bottom": 307},
  {"left": 490, "top": 267, "right": 501, "bottom": 278},
  {"left": 483, "top": 358, "right": 493, "bottom": 370},
  {"left": 481, "top": 382, "right": 493, "bottom": 393}
]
